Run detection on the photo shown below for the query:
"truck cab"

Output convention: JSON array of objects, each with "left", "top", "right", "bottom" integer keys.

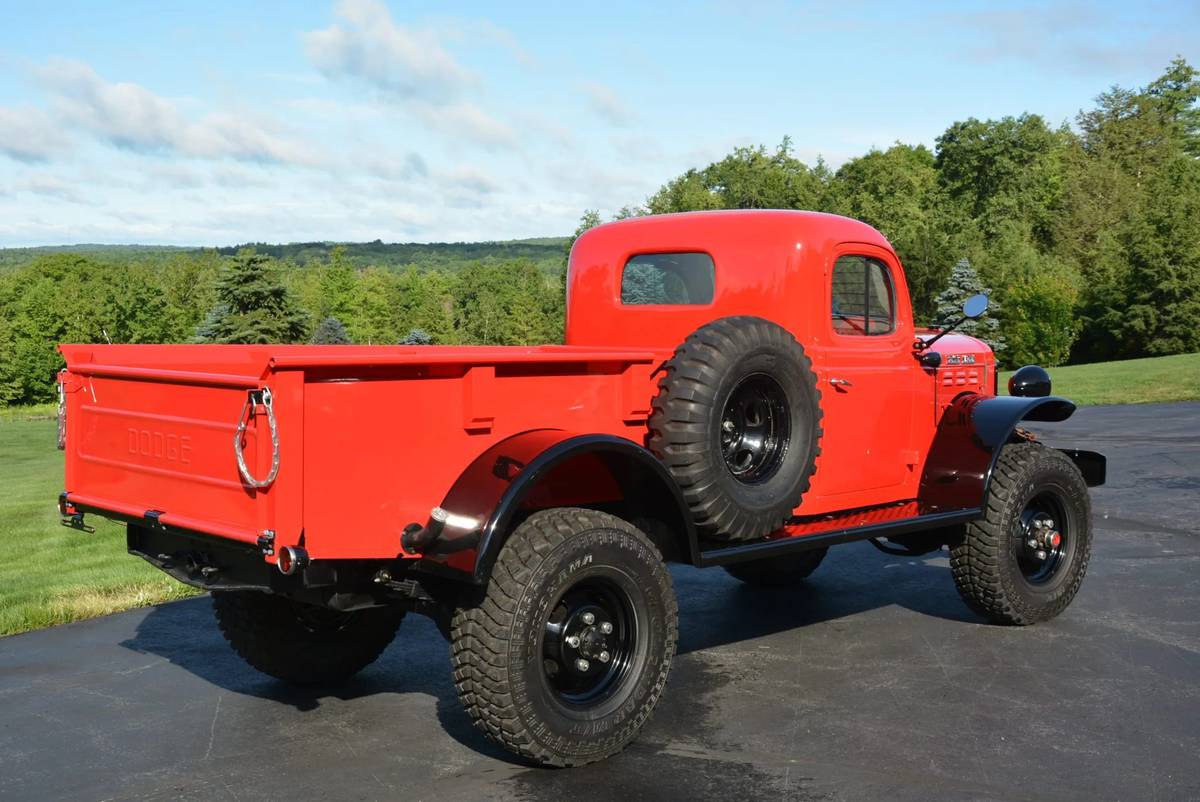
[{"left": 567, "top": 210, "right": 993, "bottom": 514}]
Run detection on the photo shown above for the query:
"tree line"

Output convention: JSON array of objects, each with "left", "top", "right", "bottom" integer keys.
[
  {"left": 0, "top": 249, "right": 563, "bottom": 405},
  {"left": 606, "top": 58, "right": 1199, "bottom": 369},
  {"left": 0, "top": 58, "right": 1196, "bottom": 406}
]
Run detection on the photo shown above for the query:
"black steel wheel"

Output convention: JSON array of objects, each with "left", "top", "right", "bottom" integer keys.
[
  {"left": 542, "top": 577, "right": 637, "bottom": 707},
  {"left": 1016, "top": 492, "right": 1070, "bottom": 585},
  {"left": 450, "top": 508, "right": 677, "bottom": 767},
  {"left": 950, "top": 443, "right": 1092, "bottom": 625},
  {"left": 720, "top": 373, "right": 791, "bottom": 483},
  {"left": 649, "top": 316, "right": 823, "bottom": 542}
]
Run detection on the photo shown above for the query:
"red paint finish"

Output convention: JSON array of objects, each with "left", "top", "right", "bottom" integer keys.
[{"left": 60, "top": 210, "right": 996, "bottom": 562}]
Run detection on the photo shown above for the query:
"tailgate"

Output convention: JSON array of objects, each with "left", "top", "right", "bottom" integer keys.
[{"left": 60, "top": 346, "right": 282, "bottom": 545}]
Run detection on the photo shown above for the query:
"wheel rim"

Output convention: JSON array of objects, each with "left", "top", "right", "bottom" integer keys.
[
  {"left": 1016, "top": 490, "right": 1069, "bottom": 585},
  {"left": 720, "top": 373, "right": 791, "bottom": 484},
  {"left": 541, "top": 577, "right": 637, "bottom": 707}
]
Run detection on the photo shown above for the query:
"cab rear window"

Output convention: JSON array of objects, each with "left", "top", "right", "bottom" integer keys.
[{"left": 621, "top": 252, "right": 715, "bottom": 305}]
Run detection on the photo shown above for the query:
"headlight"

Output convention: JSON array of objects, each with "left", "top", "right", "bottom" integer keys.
[{"left": 1008, "top": 365, "right": 1052, "bottom": 397}]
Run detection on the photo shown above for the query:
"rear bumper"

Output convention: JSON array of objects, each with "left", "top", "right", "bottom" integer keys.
[
  {"left": 119, "top": 518, "right": 397, "bottom": 612},
  {"left": 63, "top": 492, "right": 261, "bottom": 545}
]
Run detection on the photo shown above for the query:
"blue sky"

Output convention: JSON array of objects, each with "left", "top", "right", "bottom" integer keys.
[{"left": 1, "top": 0, "right": 1197, "bottom": 246}]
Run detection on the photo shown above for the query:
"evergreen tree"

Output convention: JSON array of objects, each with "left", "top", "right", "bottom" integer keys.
[
  {"left": 934, "top": 258, "right": 1005, "bottom": 353},
  {"left": 311, "top": 316, "right": 352, "bottom": 345},
  {"left": 401, "top": 328, "right": 433, "bottom": 345},
  {"left": 195, "top": 250, "right": 308, "bottom": 344},
  {"left": 319, "top": 246, "right": 357, "bottom": 320}
]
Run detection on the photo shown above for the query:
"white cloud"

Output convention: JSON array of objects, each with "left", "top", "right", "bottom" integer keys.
[
  {"left": 303, "top": 1, "right": 518, "bottom": 152},
  {"left": 304, "top": 0, "right": 476, "bottom": 102},
  {"left": 36, "top": 59, "right": 321, "bottom": 165},
  {"left": 436, "top": 18, "right": 534, "bottom": 67},
  {"left": 581, "top": 81, "right": 633, "bottom": 126},
  {"left": 438, "top": 165, "right": 500, "bottom": 195},
  {"left": 0, "top": 105, "right": 71, "bottom": 162},
  {"left": 411, "top": 101, "right": 517, "bottom": 150},
  {"left": 17, "top": 173, "right": 88, "bottom": 204}
]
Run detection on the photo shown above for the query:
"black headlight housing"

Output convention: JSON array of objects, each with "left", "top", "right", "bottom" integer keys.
[{"left": 1008, "top": 365, "right": 1052, "bottom": 397}]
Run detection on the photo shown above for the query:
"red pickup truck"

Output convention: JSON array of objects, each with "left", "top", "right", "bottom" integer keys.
[{"left": 57, "top": 210, "right": 1104, "bottom": 766}]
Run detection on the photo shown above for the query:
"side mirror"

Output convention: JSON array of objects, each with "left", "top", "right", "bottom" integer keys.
[{"left": 962, "top": 293, "right": 989, "bottom": 319}]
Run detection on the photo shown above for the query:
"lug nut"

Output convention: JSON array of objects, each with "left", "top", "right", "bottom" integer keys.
[
  {"left": 599, "top": 650, "right": 610, "bottom": 663},
  {"left": 1035, "top": 550, "right": 1048, "bottom": 561},
  {"left": 582, "top": 612, "right": 595, "bottom": 625},
  {"left": 599, "top": 622, "right": 613, "bottom": 634},
  {"left": 575, "top": 658, "right": 590, "bottom": 672},
  {"left": 1027, "top": 538, "right": 1039, "bottom": 549},
  {"left": 566, "top": 635, "right": 580, "bottom": 648}
]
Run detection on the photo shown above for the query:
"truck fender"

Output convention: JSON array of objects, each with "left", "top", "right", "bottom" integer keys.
[
  {"left": 919, "top": 393, "right": 1105, "bottom": 513},
  {"left": 415, "top": 429, "right": 697, "bottom": 584}
]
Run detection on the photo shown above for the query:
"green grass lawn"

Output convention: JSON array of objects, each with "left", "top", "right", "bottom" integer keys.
[
  {"left": 0, "top": 352, "right": 1195, "bottom": 637},
  {"left": 0, "top": 419, "right": 198, "bottom": 637},
  {"left": 1001, "top": 352, "right": 1200, "bottom": 406}
]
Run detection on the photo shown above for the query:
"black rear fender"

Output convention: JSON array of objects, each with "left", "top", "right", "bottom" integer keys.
[{"left": 415, "top": 430, "right": 696, "bottom": 584}]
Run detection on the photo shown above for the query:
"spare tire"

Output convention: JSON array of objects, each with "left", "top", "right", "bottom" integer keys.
[{"left": 648, "top": 316, "right": 822, "bottom": 541}]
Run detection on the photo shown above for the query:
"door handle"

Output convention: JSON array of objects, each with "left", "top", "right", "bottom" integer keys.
[{"left": 829, "top": 377, "right": 853, "bottom": 387}]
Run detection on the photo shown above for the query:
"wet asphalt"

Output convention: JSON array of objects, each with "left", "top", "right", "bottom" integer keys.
[{"left": 1, "top": 402, "right": 1198, "bottom": 801}]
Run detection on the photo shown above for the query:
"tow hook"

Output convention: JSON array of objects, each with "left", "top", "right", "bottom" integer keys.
[
  {"left": 60, "top": 512, "right": 95, "bottom": 534},
  {"left": 58, "top": 493, "right": 94, "bottom": 534}
]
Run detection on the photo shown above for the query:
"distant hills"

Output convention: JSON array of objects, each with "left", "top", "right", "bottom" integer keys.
[{"left": 0, "top": 237, "right": 571, "bottom": 272}]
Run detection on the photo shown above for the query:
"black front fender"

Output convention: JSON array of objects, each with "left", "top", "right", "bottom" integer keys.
[{"left": 919, "top": 394, "right": 1100, "bottom": 512}]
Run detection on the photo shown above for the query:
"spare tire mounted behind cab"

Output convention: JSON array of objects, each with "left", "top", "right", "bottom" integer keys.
[{"left": 648, "top": 315, "right": 824, "bottom": 542}]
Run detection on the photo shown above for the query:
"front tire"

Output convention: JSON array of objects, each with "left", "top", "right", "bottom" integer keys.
[
  {"left": 950, "top": 443, "right": 1092, "bottom": 625},
  {"left": 450, "top": 508, "right": 678, "bottom": 767},
  {"left": 724, "top": 547, "right": 827, "bottom": 588},
  {"left": 212, "top": 591, "right": 404, "bottom": 685}
]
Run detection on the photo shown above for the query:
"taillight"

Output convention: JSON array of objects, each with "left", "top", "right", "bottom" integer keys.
[{"left": 56, "top": 372, "right": 67, "bottom": 450}]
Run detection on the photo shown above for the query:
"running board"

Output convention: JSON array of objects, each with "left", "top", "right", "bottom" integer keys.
[{"left": 696, "top": 508, "right": 981, "bottom": 568}]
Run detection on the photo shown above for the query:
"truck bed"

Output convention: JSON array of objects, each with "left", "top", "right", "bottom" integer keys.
[{"left": 60, "top": 344, "right": 662, "bottom": 561}]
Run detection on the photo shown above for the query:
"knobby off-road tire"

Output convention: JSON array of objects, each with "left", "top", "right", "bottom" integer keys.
[
  {"left": 723, "top": 547, "right": 828, "bottom": 588},
  {"left": 212, "top": 591, "right": 404, "bottom": 685},
  {"left": 950, "top": 443, "right": 1092, "bottom": 625},
  {"left": 450, "top": 508, "right": 678, "bottom": 767},
  {"left": 649, "top": 316, "right": 823, "bottom": 542}
]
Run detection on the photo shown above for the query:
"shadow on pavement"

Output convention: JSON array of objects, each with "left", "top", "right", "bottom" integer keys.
[{"left": 120, "top": 546, "right": 983, "bottom": 768}]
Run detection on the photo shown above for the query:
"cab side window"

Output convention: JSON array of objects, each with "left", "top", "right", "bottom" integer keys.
[{"left": 831, "top": 255, "right": 895, "bottom": 336}]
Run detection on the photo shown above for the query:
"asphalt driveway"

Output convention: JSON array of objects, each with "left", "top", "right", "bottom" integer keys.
[{"left": 1, "top": 402, "right": 1198, "bottom": 801}]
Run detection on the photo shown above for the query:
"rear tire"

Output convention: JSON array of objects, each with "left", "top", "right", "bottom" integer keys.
[
  {"left": 950, "top": 443, "right": 1092, "bottom": 625},
  {"left": 212, "top": 591, "right": 404, "bottom": 685},
  {"left": 450, "top": 508, "right": 677, "bottom": 767},
  {"left": 724, "top": 548, "right": 828, "bottom": 588}
]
